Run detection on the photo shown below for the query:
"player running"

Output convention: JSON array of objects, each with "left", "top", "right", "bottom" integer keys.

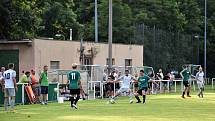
[
  {"left": 110, "top": 70, "right": 135, "bottom": 104},
  {"left": 2, "top": 63, "right": 17, "bottom": 112},
  {"left": 134, "top": 70, "right": 156, "bottom": 104},
  {"left": 180, "top": 65, "right": 193, "bottom": 98},
  {"left": 195, "top": 66, "right": 204, "bottom": 98},
  {"left": 67, "top": 63, "right": 82, "bottom": 109}
]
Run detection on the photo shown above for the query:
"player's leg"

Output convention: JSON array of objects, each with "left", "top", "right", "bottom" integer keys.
[
  {"left": 142, "top": 88, "right": 147, "bottom": 104},
  {"left": 134, "top": 90, "right": 142, "bottom": 103},
  {"left": 111, "top": 88, "right": 122, "bottom": 100},
  {"left": 70, "top": 90, "right": 75, "bottom": 108},
  {"left": 187, "top": 84, "right": 191, "bottom": 97},
  {"left": 127, "top": 89, "right": 133, "bottom": 104},
  {"left": 45, "top": 86, "right": 49, "bottom": 104},
  {"left": 182, "top": 82, "right": 188, "bottom": 98},
  {"left": 74, "top": 89, "right": 81, "bottom": 105},
  {"left": 4, "top": 89, "right": 9, "bottom": 111},
  {"left": 9, "top": 88, "right": 16, "bottom": 112}
]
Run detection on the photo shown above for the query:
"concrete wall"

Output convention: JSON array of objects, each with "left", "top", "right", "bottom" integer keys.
[{"left": 34, "top": 39, "right": 143, "bottom": 69}]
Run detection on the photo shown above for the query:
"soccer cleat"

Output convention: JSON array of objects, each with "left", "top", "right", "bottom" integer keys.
[
  {"left": 197, "top": 94, "right": 200, "bottom": 98},
  {"left": 83, "top": 98, "right": 86, "bottom": 100},
  {"left": 187, "top": 95, "right": 191, "bottom": 98},
  {"left": 72, "top": 104, "right": 78, "bottom": 109},
  {"left": 41, "top": 102, "right": 45, "bottom": 105},
  {"left": 181, "top": 96, "right": 186, "bottom": 99},
  {"left": 136, "top": 101, "right": 142, "bottom": 103},
  {"left": 129, "top": 100, "right": 133, "bottom": 104}
]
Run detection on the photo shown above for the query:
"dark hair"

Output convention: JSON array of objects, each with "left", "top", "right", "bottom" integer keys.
[
  {"left": 140, "top": 70, "right": 144, "bottom": 73},
  {"left": 8, "top": 63, "right": 14, "bottom": 69},
  {"left": 72, "top": 66, "right": 77, "bottom": 69},
  {"left": 25, "top": 71, "right": 30, "bottom": 75}
]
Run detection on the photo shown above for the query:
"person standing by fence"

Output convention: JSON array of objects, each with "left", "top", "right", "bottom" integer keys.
[{"left": 40, "top": 65, "right": 49, "bottom": 105}]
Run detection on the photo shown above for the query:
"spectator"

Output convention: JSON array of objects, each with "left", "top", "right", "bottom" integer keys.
[
  {"left": 30, "top": 70, "right": 41, "bottom": 103},
  {"left": 19, "top": 71, "right": 31, "bottom": 83},
  {"left": 169, "top": 72, "right": 175, "bottom": 92},
  {"left": 0, "top": 67, "right": 5, "bottom": 92},
  {"left": 39, "top": 65, "right": 49, "bottom": 105},
  {"left": 163, "top": 73, "right": 170, "bottom": 93}
]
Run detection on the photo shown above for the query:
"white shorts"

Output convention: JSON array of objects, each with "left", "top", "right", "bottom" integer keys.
[
  {"left": 117, "top": 88, "right": 130, "bottom": 94},
  {"left": 197, "top": 82, "right": 204, "bottom": 89},
  {"left": 4, "top": 88, "right": 16, "bottom": 97}
]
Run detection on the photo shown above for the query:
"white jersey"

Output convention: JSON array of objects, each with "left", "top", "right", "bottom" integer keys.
[
  {"left": 118, "top": 75, "right": 134, "bottom": 88},
  {"left": 3, "top": 69, "right": 16, "bottom": 88},
  {"left": 196, "top": 72, "right": 204, "bottom": 83}
]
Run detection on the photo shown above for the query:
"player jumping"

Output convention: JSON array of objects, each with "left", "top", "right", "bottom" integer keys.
[
  {"left": 134, "top": 70, "right": 156, "bottom": 104},
  {"left": 67, "top": 63, "right": 82, "bottom": 109},
  {"left": 110, "top": 70, "right": 135, "bottom": 104}
]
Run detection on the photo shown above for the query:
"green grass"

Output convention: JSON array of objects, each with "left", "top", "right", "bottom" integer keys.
[{"left": 1, "top": 91, "right": 215, "bottom": 121}]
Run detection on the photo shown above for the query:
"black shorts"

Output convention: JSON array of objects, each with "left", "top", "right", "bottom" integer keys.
[
  {"left": 137, "top": 87, "right": 148, "bottom": 95},
  {"left": 183, "top": 81, "right": 190, "bottom": 87},
  {"left": 41, "top": 86, "right": 48, "bottom": 94},
  {"left": 115, "top": 83, "right": 120, "bottom": 89},
  {"left": 70, "top": 89, "right": 80, "bottom": 95},
  {"left": 106, "top": 83, "right": 114, "bottom": 91},
  {"left": 134, "top": 83, "right": 138, "bottom": 88}
]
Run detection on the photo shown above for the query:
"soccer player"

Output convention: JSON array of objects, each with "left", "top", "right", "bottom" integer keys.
[
  {"left": 196, "top": 66, "right": 204, "bottom": 98},
  {"left": 67, "top": 63, "right": 82, "bottom": 109},
  {"left": 134, "top": 70, "right": 156, "bottom": 104},
  {"left": 106, "top": 71, "right": 115, "bottom": 98},
  {"left": 180, "top": 65, "right": 192, "bottom": 98},
  {"left": 39, "top": 65, "right": 49, "bottom": 105},
  {"left": 110, "top": 70, "right": 135, "bottom": 104},
  {"left": 2, "top": 63, "right": 17, "bottom": 112}
]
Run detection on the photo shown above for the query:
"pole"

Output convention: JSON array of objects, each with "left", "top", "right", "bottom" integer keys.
[
  {"left": 108, "top": 0, "right": 113, "bottom": 74},
  {"left": 95, "top": 0, "right": 98, "bottom": 43},
  {"left": 204, "top": 0, "right": 207, "bottom": 78},
  {"left": 197, "top": 35, "right": 200, "bottom": 64},
  {"left": 70, "top": 29, "right": 72, "bottom": 41}
]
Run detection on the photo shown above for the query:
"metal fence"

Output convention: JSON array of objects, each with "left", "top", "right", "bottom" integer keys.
[{"left": 132, "top": 24, "right": 199, "bottom": 73}]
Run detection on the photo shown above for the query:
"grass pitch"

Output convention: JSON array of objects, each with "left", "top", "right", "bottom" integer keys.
[{"left": 1, "top": 91, "right": 215, "bottom": 121}]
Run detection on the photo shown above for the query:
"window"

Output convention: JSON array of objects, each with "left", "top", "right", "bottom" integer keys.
[
  {"left": 50, "top": 61, "right": 60, "bottom": 69},
  {"left": 106, "top": 58, "right": 115, "bottom": 65},
  {"left": 125, "top": 59, "right": 132, "bottom": 66}
]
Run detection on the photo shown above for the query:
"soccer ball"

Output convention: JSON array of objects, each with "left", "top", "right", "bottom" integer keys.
[{"left": 109, "top": 99, "right": 115, "bottom": 104}]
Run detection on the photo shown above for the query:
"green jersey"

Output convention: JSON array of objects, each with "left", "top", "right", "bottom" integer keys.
[
  {"left": 20, "top": 74, "right": 30, "bottom": 83},
  {"left": 40, "top": 71, "right": 49, "bottom": 86},
  {"left": 182, "top": 69, "right": 190, "bottom": 81},
  {"left": 68, "top": 71, "right": 81, "bottom": 89},
  {"left": 138, "top": 75, "right": 150, "bottom": 89}
]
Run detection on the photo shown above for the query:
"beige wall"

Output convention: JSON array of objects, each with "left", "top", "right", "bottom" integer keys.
[
  {"left": 34, "top": 39, "right": 143, "bottom": 70},
  {"left": 84, "top": 42, "right": 143, "bottom": 66}
]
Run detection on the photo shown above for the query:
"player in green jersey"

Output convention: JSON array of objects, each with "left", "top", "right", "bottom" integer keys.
[
  {"left": 134, "top": 70, "right": 156, "bottom": 104},
  {"left": 180, "top": 65, "right": 192, "bottom": 98},
  {"left": 39, "top": 65, "right": 49, "bottom": 105},
  {"left": 67, "top": 63, "right": 82, "bottom": 109}
]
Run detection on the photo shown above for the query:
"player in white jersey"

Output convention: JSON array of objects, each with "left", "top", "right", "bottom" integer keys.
[
  {"left": 2, "top": 63, "right": 17, "bottom": 112},
  {"left": 110, "top": 70, "right": 135, "bottom": 104},
  {"left": 195, "top": 66, "right": 204, "bottom": 98}
]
